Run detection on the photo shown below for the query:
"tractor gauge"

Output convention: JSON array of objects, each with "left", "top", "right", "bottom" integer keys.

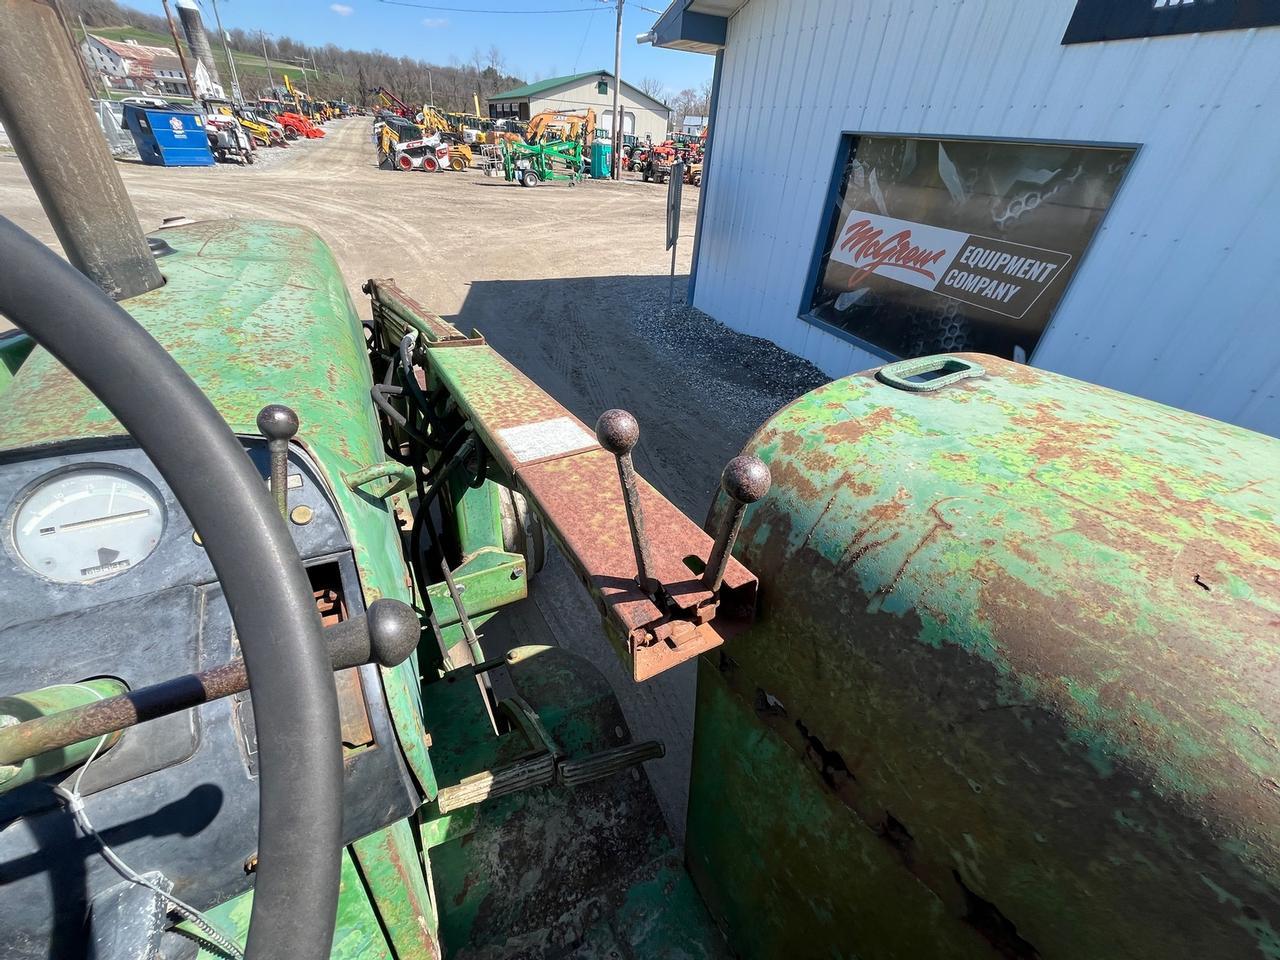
[{"left": 10, "top": 466, "right": 165, "bottom": 584}]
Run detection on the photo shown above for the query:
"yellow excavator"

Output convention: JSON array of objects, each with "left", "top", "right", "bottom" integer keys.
[{"left": 525, "top": 108, "right": 596, "bottom": 146}]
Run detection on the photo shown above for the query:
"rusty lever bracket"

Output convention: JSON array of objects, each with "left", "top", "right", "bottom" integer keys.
[{"left": 365, "top": 278, "right": 762, "bottom": 682}]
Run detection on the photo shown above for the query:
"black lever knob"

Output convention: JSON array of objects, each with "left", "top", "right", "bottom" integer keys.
[
  {"left": 257, "top": 404, "right": 299, "bottom": 518},
  {"left": 596, "top": 409, "right": 660, "bottom": 594},
  {"left": 703, "top": 455, "right": 770, "bottom": 593},
  {"left": 330, "top": 598, "right": 421, "bottom": 670}
]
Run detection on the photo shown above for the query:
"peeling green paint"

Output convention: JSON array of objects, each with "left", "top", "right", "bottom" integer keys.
[
  {"left": 692, "top": 354, "right": 1280, "bottom": 960},
  {"left": 188, "top": 849, "right": 391, "bottom": 959}
]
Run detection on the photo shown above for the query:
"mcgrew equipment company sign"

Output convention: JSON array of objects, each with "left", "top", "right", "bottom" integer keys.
[{"left": 831, "top": 212, "right": 1072, "bottom": 321}]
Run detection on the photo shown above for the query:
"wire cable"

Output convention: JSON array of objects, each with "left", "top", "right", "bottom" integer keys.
[
  {"left": 53, "top": 741, "right": 246, "bottom": 959},
  {"left": 380, "top": 0, "right": 605, "bottom": 13}
]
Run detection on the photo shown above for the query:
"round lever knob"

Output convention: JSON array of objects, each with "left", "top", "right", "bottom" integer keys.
[
  {"left": 257, "top": 404, "right": 299, "bottom": 442},
  {"left": 595, "top": 409, "right": 640, "bottom": 455},
  {"left": 721, "top": 455, "right": 771, "bottom": 505},
  {"left": 365, "top": 598, "right": 421, "bottom": 668}
]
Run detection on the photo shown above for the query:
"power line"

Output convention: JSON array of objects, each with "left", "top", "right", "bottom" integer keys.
[{"left": 378, "top": 0, "right": 606, "bottom": 13}]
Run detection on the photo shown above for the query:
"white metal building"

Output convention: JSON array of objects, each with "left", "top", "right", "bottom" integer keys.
[
  {"left": 647, "top": 0, "right": 1280, "bottom": 436},
  {"left": 489, "top": 70, "right": 671, "bottom": 142}
]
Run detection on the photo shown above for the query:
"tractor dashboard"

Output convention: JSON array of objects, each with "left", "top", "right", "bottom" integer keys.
[{"left": 0, "top": 436, "right": 418, "bottom": 956}]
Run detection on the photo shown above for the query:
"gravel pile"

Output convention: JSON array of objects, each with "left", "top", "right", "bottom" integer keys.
[{"left": 632, "top": 301, "right": 830, "bottom": 429}]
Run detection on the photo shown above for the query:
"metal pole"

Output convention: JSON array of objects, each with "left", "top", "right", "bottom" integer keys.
[
  {"left": 209, "top": 0, "right": 242, "bottom": 103},
  {"left": 670, "top": 234, "right": 677, "bottom": 304},
  {"left": 0, "top": 0, "right": 162, "bottom": 300},
  {"left": 50, "top": 0, "right": 93, "bottom": 95},
  {"left": 611, "top": 0, "right": 623, "bottom": 179},
  {"left": 160, "top": 0, "right": 197, "bottom": 102},
  {"left": 77, "top": 14, "right": 100, "bottom": 95},
  {"left": 428, "top": 69, "right": 434, "bottom": 108},
  {"left": 261, "top": 31, "right": 277, "bottom": 94}
]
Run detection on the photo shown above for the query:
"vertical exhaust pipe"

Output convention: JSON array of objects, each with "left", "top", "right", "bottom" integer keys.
[{"left": 0, "top": 0, "right": 163, "bottom": 300}]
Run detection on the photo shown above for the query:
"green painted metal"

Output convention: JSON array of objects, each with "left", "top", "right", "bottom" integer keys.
[
  {"left": 0, "top": 220, "right": 437, "bottom": 804},
  {"left": 501, "top": 138, "right": 586, "bottom": 184},
  {"left": 344, "top": 460, "right": 417, "bottom": 499},
  {"left": 420, "top": 645, "right": 728, "bottom": 959},
  {"left": 352, "top": 820, "right": 441, "bottom": 960},
  {"left": 188, "top": 848, "right": 392, "bottom": 959},
  {"left": 0, "top": 330, "right": 35, "bottom": 395},
  {"left": 0, "top": 679, "right": 126, "bottom": 793},
  {"left": 430, "top": 474, "right": 527, "bottom": 662},
  {"left": 427, "top": 553, "right": 525, "bottom": 632},
  {"left": 688, "top": 353, "right": 1280, "bottom": 960}
]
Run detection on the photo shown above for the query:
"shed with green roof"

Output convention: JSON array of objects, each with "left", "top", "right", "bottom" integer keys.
[{"left": 489, "top": 69, "right": 671, "bottom": 142}]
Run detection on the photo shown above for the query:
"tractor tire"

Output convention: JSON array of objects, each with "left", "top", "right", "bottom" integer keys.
[
  {"left": 642, "top": 167, "right": 651, "bottom": 183},
  {"left": 421, "top": 154, "right": 440, "bottom": 172},
  {"left": 521, "top": 169, "right": 539, "bottom": 188},
  {"left": 450, "top": 156, "right": 467, "bottom": 172},
  {"left": 397, "top": 154, "right": 415, "bottom": 171}
]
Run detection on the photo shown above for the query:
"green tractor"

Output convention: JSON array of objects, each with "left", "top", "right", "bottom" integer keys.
[{"left": 1, "top": 4, "right": 1279, "bottom": 959}]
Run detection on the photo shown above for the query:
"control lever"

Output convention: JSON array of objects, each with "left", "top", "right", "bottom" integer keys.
[
  {"left": 703, "top": 456, "right": 771, "bottom": 593},
  {"left": 257, "top": 403, "right": 299, "bottom": 518},
  {"left": 595, "top": 409, "right": 660, "bottom": 594},
  {"left": 0, "top": 599, "right": 421, "bottom": 772}
]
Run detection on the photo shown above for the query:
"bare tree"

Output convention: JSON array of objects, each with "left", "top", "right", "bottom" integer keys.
[{"left": 638, "top": 75, "right": 667, "bottom": 101}]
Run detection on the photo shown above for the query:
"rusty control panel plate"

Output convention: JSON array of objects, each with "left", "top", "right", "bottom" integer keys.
[{"left": 365, "top": 279, "right": 759, "bottom": 681}]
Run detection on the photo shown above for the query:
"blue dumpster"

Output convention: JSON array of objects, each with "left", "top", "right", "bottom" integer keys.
[
  {"left": 122, "top": 105, "right": 214, "bottom": 167},
  {"left": 591, "top": 141, "right": 613, "bottom": 179}
]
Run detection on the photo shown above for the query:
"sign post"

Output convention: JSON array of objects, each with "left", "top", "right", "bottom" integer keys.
[{"left": 667, "top": 161, "right": 685, "bottom": 304}]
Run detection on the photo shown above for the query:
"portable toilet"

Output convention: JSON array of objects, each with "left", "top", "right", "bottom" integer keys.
[
  {"left": 591, "top": 141, "right": 612, "bottom": 179},
  {"left": 122, "top": 105, "right": 214, "bottom": 167}
]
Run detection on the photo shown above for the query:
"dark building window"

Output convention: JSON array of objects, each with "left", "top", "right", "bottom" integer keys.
[{"left": 804, "top": 134, "right": 1135, "bottom": 362}]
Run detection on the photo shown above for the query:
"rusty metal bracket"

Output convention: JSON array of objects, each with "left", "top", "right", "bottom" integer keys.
[
  {"left": 364, "top": 277, "right": 485, "bottom": 346},
  {"left": 364, "top": 280, "right": 759, "bottom": 682}
]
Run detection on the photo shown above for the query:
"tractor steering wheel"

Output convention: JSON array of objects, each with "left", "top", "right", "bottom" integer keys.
[{"left": 0, "top": 216, "right": 344, "bottom": 959}]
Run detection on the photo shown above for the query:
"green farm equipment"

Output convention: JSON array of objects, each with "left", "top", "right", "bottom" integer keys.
[
  {"left": 501, "top": 137, "right": 586, "bottom": 187},
  {"left": 2, "top": 3, "right": 1280, "bottom": 959}
]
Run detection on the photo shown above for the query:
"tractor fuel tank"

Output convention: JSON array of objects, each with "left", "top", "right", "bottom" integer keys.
[{"left": 687, "top": 354, "right": 1280, "bottom": 960}]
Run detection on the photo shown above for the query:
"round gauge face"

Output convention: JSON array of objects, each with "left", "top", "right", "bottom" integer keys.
[{"left": 10, "top": 466, "right": 166, "bottom": 584}]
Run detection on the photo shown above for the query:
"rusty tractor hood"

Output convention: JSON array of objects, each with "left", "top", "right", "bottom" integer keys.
[
  {"left": 689, "top": 353, "right": 1280, "bottom": 960},
  {"left": 2, "top": 219, "right": 372, "bottom": 454}
]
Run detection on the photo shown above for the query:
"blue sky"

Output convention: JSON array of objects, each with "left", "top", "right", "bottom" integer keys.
[{"left": 204, "top": 1, "right": 713, "bottom": 95}]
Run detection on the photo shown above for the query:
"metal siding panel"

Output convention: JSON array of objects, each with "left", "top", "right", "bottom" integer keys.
[{"left": 690, "top": 0, "right": 1280, "bottom": 434}]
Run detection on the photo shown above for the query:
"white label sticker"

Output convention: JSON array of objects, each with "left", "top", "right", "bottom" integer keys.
[{"left": 498, "top": 417, "right": 597, "bottom": 464}]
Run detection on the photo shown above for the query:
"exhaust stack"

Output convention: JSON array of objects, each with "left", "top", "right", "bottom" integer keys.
[
  {"left": 177, "top": 0, "right": 222, "bottom": 90},
  {"left": 0, "top": 0, "right": 163, "bottom": 301}
]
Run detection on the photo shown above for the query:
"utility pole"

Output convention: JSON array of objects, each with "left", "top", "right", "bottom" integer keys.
[
  {"left": 611, "top": 0, "right": 623, "bottom": 179},
  {"left": 76, "top": 15, "right": 100, "bottom": 95},
  {"left": 260, "top": 31, "right": 277, "bottom": 96},
  {"left": 209, "top": 0, "right": 242, "bottom": 103},
  {"left": 160, "top": 0, "right": 198, "bottom": 102},
  {"left": 49, "top": 0, "right": 93, "bottom": 95},
  {"left": 427, "top": 69, "right": 435, "bottom": 108},
  {"left": 293, "top": 58, "right": 312, "bottom": 99}
]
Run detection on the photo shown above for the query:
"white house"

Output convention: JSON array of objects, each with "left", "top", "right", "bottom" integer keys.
[
  {"left": 81, "top": 35, "right": 220, "bottom": 99},
  {"left": 489, "top": 70, "right": 671, "bottom": 143},
  {"left": 644, "top": 0, "right": 1280, "bottom": 436},
  {"left": 679, "top": 115, "right": 707, "bottom": 136}
]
